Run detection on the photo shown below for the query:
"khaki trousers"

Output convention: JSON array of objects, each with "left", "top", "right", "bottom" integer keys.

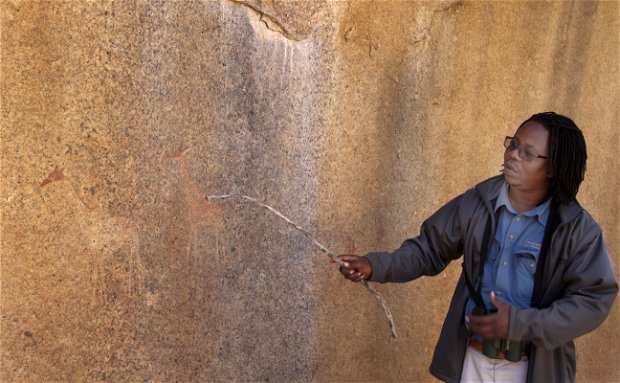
[{"left": 460, "top": 345, "right": 528, "bottom": 383}]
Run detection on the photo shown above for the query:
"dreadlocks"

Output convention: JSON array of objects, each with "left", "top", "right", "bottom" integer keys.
[{"left": 519, "top": 112, "right": 587, "bottom": 205}]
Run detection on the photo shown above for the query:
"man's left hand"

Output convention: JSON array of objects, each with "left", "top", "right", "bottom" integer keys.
[{"left": 466, "top": 291, "right": 511, "bottom": 340}]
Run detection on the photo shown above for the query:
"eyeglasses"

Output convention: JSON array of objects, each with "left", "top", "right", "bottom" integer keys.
[{"left": 504, "top": 136, "right": 548, "bottom": 161}]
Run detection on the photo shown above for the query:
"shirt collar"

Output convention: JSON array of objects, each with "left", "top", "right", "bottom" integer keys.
[{"left": 495, "top": 182, "right": 551, "bottom": 226}]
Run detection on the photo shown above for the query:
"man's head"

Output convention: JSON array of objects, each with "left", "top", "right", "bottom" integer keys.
[
  {"left": 512, "top": 112, "right": 587, "bottom": 205},
  {"left": 503, "top": 120, "right": 552, "bottom": 200}
]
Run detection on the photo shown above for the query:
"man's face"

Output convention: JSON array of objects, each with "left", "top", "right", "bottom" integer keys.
[{"left": 503, "top": 120, "right": 551, "bottom": 194}]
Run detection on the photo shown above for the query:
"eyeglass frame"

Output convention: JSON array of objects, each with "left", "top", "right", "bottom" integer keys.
[{"left": 503, "top": 136, "right": 548, "bottom": 161}]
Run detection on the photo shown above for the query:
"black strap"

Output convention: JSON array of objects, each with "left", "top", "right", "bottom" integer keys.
[
  {"left": 462, "top": 211, "right": 495, "bottom": 311},
  {"left": 463, "top": 262, "right": 485, "bottom": 309},
  {"left": 531, "top": 201, "right": 561, "bottom": 308}
]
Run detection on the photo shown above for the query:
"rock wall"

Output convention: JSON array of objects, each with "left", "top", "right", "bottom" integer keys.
[{"left": 2, "top": 1, "right": 618, "bottom": 381}]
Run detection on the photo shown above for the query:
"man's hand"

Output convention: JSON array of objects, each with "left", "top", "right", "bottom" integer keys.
[
  {"left": 337, "top": 254, "right": 372, "bottom": 282},
  {"left": 466, "top": 292, "right": 511, "bottom": 339}
]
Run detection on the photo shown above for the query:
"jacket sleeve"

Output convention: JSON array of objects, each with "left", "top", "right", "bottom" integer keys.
[
  {"left": 365, "top": 191, "right": 471, "bottom": 283},
  {"left": 508, "top": 228, "right": 618, "bottom": 349}
]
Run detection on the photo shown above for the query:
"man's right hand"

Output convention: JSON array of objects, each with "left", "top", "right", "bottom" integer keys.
[{"left": 337, "top": 254, "right": 372, "bottom": 282}]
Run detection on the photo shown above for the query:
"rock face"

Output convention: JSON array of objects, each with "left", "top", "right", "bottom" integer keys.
[{"left": 1, "top": 0, "right": 618, "bottom": 381}]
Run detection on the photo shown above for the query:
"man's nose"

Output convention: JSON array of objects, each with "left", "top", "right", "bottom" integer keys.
[{"left": 505, "top": 145, "right": 522, "bottom": 161}]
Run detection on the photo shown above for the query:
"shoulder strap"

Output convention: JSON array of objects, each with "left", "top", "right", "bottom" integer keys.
[
  {"left": 462, "top": 211, "right": 495, "bottom": 311},
  {"left": 531, "top": 201, "right": 561, "bottom": 308},
  {"left": 462, "top": 262, "right": 485, "bottom": 309}
]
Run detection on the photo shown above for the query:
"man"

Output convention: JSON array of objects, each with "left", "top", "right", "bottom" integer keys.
[{"left": 338, "top": 112, "right": 618, "bottom": 382}]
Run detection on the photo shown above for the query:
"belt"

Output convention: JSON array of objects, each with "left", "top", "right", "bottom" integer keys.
[{"left": 468, "top": 338, "right": 528, "bottom": 360}]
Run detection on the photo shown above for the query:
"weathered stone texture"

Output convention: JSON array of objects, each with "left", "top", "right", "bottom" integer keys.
[{"left": 1, "top": 0, "right": 618, "bottom": 382}]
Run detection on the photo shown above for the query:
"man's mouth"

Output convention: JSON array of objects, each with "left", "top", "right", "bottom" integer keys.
[{"left": 503, "top": 162, "right": 517, "bottom": 173}]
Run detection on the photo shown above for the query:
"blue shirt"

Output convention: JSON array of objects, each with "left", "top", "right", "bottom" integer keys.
[{"left": 466, "top": 182, "right": 550, "bottom": 316}]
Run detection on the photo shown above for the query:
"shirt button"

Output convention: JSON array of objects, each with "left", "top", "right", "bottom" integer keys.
[
  {"left": 509, "top": 234, "right": 514, "bottom": 240},
  {"left": 502, "top": 261, "right": 508, "bottom": 266},
  {"left": 515, "top": 216, "right": 521, "bottom": 222},
  {"left": 496, "top": 291, "right": 503, "bottom": 296}
]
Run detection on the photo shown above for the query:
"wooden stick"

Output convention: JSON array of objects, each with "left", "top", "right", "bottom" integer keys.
[{"left": 207, "top": 193, "right": 398, "bottom": 338}]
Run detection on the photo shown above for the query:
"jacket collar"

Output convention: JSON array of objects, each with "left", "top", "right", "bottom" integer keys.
[{"left": 475, "top": 175, "right": 583, "bottom": 224}]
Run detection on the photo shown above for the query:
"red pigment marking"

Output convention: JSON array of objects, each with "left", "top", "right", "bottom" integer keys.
[
  {"left": 40, "top": 167, "right": 65, "bottom": 187},
  {"left": 344, "top": 235, "right": 358, "bottom": 255},
  {"left": 166, "top": 150, "right": 224, "bottom": 228},
  {"left": 163, "top": 147, "right": 191, "bottom": 160}
]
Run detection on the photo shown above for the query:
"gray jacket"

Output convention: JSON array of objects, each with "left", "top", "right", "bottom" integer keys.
[{"left": 366, "top": 175, "right": 618, "bottom": 382}]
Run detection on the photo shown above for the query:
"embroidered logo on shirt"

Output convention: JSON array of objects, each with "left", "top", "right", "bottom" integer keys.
[{"left": 523, "top": 240, "right": 542, "bottom": 251}]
